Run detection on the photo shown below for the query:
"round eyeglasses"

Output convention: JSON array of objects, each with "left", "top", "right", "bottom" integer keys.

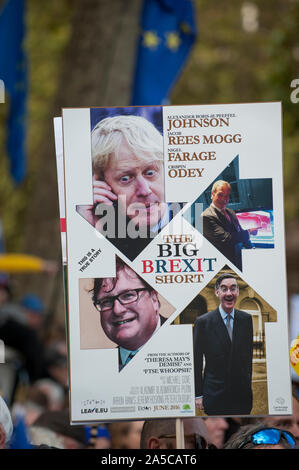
[{"left": 94, "top": 288, "right": 149, "bottom": 312}]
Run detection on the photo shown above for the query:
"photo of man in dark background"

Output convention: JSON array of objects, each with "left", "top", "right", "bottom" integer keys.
[
  {"left": 202, "top": 180, "right": 256, "bottom": 271},
  {"left": 187, "top": 156, "right": 274, "bottom": 271}
]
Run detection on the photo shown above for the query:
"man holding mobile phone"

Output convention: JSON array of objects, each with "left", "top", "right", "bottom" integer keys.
[{"left": 77, "top": 114, "right": 178, "bottom": 260}]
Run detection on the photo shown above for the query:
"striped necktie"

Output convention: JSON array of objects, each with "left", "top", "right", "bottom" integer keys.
[{"left": 125, "top": 352, "right": 136, "bottom": 366}]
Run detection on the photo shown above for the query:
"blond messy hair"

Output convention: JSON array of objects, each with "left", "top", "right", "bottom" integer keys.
[{"left": 91, "top": 114, "right": 163, "bottom": 179}]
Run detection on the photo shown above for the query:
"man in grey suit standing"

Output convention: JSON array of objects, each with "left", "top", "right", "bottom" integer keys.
[
  {"left": 202, "top": 180, "right": 256, "bottom": 271},
  {"left": 193, "top": 273, "right": 253, "bottom": 416}
]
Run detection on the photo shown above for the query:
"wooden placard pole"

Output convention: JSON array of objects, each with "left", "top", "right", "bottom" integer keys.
[{"left": 176, "top": 418, "right": 185, "bottom": 449}]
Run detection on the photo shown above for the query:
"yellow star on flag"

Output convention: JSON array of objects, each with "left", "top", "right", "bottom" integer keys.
[
  {"left": 142, "top": 31, "right": 160, "bottom": 49},
  {"left": 180, "top": 22, "right": 192, "bottom": 35},
  {"left": 165, "top": 32, "right": 181, "bottom": 51}
]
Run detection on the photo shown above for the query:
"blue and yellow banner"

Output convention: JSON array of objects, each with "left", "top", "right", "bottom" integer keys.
[
  {"left": 0, "top": 0, "right": 28, "bottom": 183},
  {"left": 132, "top": 0, "right": 197, "bottom": 105}
]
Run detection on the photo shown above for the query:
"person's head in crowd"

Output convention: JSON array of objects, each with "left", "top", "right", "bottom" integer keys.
[
  {"left": 0, "top": 396, "right": 13, "bottom": 448},
  {"left": 211, "top": 180, "right": 231, "bottom": 211},
  {"left": 20, "top": 294, "right": 45, "bottom": 330},
  {"left": 12, "top": 388, "right": 49, "bottom": 427},
  {"left": 224, "top": 417, "right": 257, "bottom": 443},
  {"left": 44, "top": 345, "right": 68, "bottom": 387},
  {"left": 140, "top": 418, "right": 213, "bottom": 449},
  {"left": 109, "top": 421, "right": 144, "bottom": 449},
  {"left": 33, "top": 379, "right": 65, "bottom": 411},
  {"left": 33, "top": 409, "right": 87, "bottom": 449},
  {"left": 91, "top": 114, "right": 166, "bottom": 228},
  {"left": 262, "top": 394, "right": 299, "bottom": 447},
  {"left": 223, "top": 423, "right": 297, "bottom": 449},
  {"left": 29, "top": 426, "right": 65, "bottom": 449},
  {"left": 0, "top": 277, "right": 11, "bottom": 305},
  {"left": 204, "top": 417, "right": 229, "bottom": 449},
  {"left": 84, "top": 425, "right": 111, "bottom": 449},
  {"left": 92, "top": 258, "right": 160, "bottom": 352},
  {"left": 13, "top": 379, "right": 66, "bottom": 427}
]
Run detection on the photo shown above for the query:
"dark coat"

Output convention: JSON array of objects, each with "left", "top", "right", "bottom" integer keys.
[
  {"left": 202, "top": 205, "right": 252, "bottom": 271},
  {"left": 193, "top": 308, "right": 253, "bottom": 415}
]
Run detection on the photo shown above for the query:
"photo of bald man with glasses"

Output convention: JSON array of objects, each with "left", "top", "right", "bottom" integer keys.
[
  {"left": 193, "top": 273, "right": 253, "bottom": 416},
  {"left": 92, "top": 258, "right": 166, "bottom": 371}
]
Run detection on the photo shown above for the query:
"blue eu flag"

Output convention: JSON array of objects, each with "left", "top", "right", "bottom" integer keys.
[
  {"left": 9, "top": 414, "right": 33, "bottom": 449},
  {"left": 131, "top": 0, "right": 197, "bottom": 105},
  {"left": 0, "top": 0, "right": 28, "bottom": 184}
]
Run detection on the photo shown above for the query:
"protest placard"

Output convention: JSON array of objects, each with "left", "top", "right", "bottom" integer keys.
[{"left": 56, "top": 102, "right": 292, "bottom": 423}]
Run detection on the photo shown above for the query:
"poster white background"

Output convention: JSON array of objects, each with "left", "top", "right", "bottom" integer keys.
[{"left": 60, "top": 103, "right": 292, "bottom": 422}]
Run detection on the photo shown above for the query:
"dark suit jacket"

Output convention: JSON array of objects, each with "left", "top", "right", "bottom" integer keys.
[
  {"left": 193, "top": 308, "right": 253, "bottom": 415},
  {"left": 118, "top": 315, "right": 167, "bottom": 371},
  {"left": 202, "top": 205, "right": 252, "bottom": 270}
]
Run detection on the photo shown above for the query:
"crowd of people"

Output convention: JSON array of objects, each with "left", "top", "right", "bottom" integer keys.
[{"left": 0, "top": 276, "right": 298, "bottom": 450}]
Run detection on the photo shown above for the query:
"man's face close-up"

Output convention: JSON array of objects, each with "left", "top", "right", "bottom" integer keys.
[
  {"left": 104, "top": 138, "right": 165, "bottom": 228},
  {"left": 211, "top": 184, "right": 230, "bottom": 210},
  {"left": 97, "top": 268, "right": 160, "bottom": 351},
  {"left": 216, "top": 277, "right": 239, "bottom": 313}
]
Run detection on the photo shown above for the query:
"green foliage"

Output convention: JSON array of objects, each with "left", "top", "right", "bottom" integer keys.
[{"left": 0, "top": 0, "right": 72, "bottom": 251}]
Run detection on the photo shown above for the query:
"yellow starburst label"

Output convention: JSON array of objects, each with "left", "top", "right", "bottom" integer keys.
[{"left": 290, "top": 336, "right": 299, "bottom": 377}]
